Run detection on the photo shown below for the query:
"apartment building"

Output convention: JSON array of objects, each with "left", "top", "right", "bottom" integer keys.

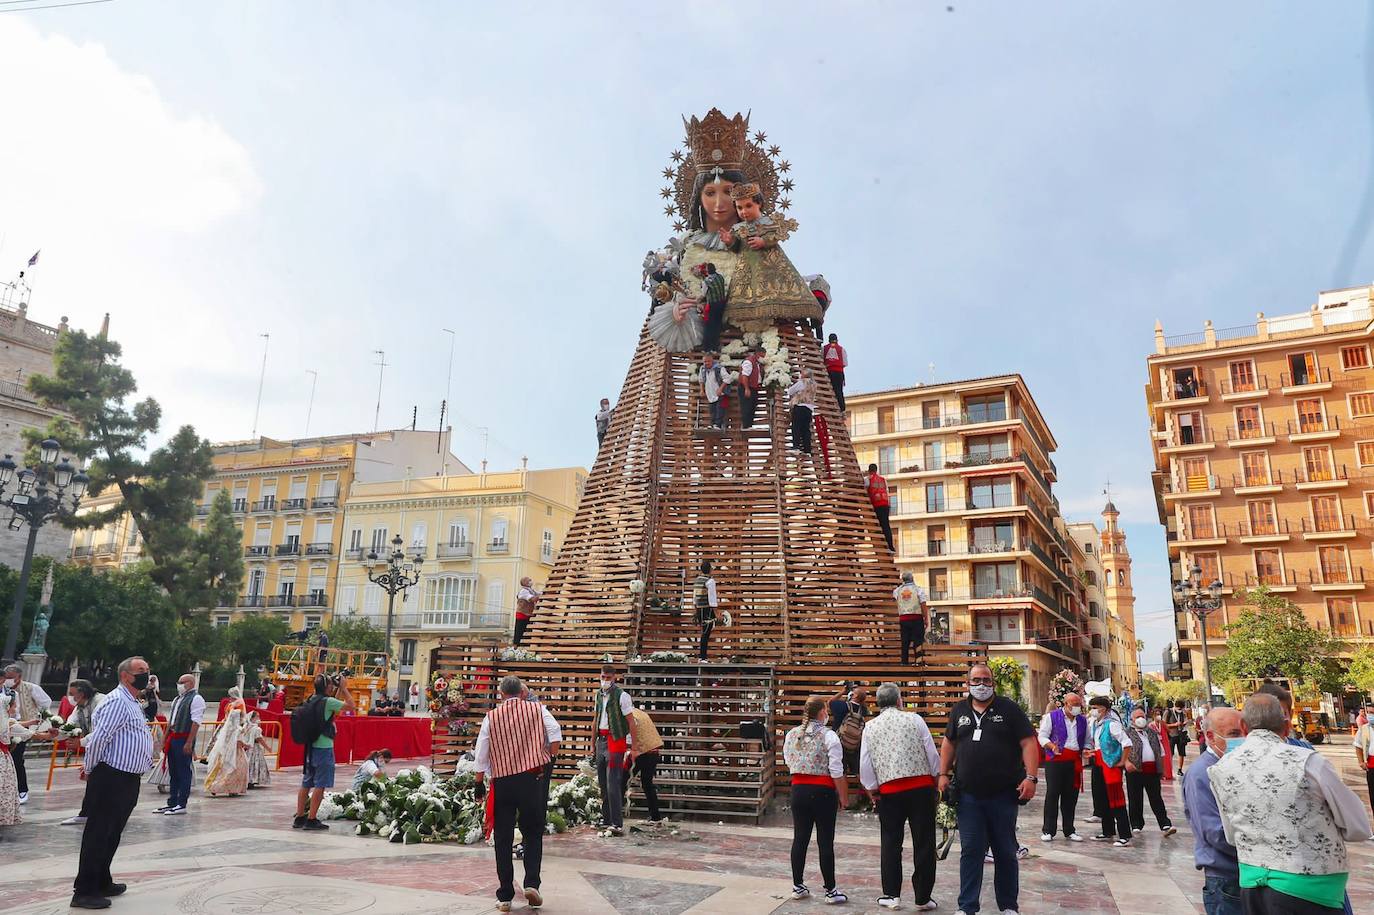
[
  {"left": 333, "top": 465, "right": 585, "bottom": 696},
  {"left": 1147, "top": 284, "right": 1374, "bottom": 681},
  {"left": 1067, "top": 521, "right": 1112, "bottom": 683},
  {"left": 848, "top": 374, "right": 1092, "bottom": 709},
  {"left": 72, "top": 428, "right": 467, "bottom": 631}
]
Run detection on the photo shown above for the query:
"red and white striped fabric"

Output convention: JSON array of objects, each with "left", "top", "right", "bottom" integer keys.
[{"left": 486, "top": 698, "right": 551, "bottom": 778}]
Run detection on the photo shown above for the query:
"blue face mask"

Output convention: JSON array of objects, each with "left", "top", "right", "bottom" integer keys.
[{"left": 1224, "top": 737, "right": 1245, "bottom": 754}]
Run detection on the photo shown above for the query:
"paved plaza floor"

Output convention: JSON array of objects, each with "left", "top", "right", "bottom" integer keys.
[{"left": 4, "top": 757, "right": 1374, "bottom": 914}]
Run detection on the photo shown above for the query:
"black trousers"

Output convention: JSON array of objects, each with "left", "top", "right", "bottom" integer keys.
[
  {"left": 791, "top": 405, "right": 812, "bottom": 453},
  {"left": 1126, "top": 769, "right": 1172, "bottom": 830},
  {"left": 703, "top": 303, "right": 725, "bottom": 353},
  {"left": 1241, "top": 885, "right": 1344, "bottom": 914},
  {"left": 1365, "top": 768, "right": 1374, "bottom": 819},
  {"left": 791, "top": 783, "right": 839, "bottom": 891},
  {"left": 1041, "top": 759, "right": 1079, "bottom": 837},
  {"left": 900, "top": 617, "right": 926, "bottom": 664},
  {"left": 739, "top": 390, "right": 759, "bottom": 428},
  {"left": 827, "top": 370, "right": 845, "bottom": 412},
  {"left": 876, "top": 785, "right": 937, "bottom": 904},
  {"left": 493, "top": 771, "right": 545, "bottom": 903},
  {"left": 10, "top": 740, "right": 27, "bottom": 794},
  {"left": 73, "top": 763, "right": 141, "bottom": 896},
  {"left": 1089, "top": 756, "right": 1106, "bottom": 819},
  {"left": 874, "top": 504, "right": 893, "bottom": 551},
  {"left": 512, "top": 617, "right": 530, "bottom": 646},
  {"left": 622, "top": 750, "right": 662, "bottom": 821},
  {"left": 698, "top": 620, "right": 714, "bottom": 660}
]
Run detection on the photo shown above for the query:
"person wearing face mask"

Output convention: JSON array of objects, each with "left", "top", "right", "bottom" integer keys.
[
  {"left": 1037, "top": 692, "right": 1087, "bottom": 843},
  {"left": 1183, "top": 708, "right": 1243, "bottom": 915},
  {"left": 1086, "top": 695, "right": 1134, "bottom": 847},
  {"left": 2, "top": 662, "right": 51, "bottom": 805},
  {"left": 71, "top": 656, "right": 155, "bottom": 910},
  {"left": 0, "top": 692, "right": 20, "bottom": 839},
  {"left": 785, "top": 696, "right": 850, "bottom": 905},
  {"left": 153, "top": 674, "right": 204, "bottom": 817},
  {"left": 57, "top": 681, "right": 105, "bottom": 826},
  {"left": 1125, "top": 709, "right": 1177, "bottom": 837},
  {"left": 937, "top": 664, "right": 1039, "bottom": 915},
  {"left": 592, "top": 665, "right": 635, "bottom": 837},
  {"left": 1209, "top": 693, "right": 1372, "bottom": 915}
]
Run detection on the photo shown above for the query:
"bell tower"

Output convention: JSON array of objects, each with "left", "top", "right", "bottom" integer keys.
[{"left": 1100, "top": 495, "right": 1140, "bottom": 690}]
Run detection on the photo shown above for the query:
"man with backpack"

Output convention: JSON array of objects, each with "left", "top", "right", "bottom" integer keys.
[
  {"left": 292, "top": 674, "right": 354, "bottom": 830},
  {"left": 700, "top": 352, "right": 737, "bottom": 430},
  {"left": 829, "top": 685, "right": 869, "bottom": 776}
]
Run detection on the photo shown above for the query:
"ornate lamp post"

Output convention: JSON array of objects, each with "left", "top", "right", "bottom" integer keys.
[
  {"left": 1, "top": 439, "right": 88, "bottom": 663},
  {"left": 366, "top": 534, "right": 422, "bottom": 671},
  {"left": 1173, "top": 563, "right": 1224, "bottom": 706}
]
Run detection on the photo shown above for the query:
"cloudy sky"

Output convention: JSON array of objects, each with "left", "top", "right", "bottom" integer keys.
[{"left": 2, "top": 2, "right": 1371, "bottom": 670}]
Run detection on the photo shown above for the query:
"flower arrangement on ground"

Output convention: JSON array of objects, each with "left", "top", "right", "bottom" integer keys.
[{"left": 319, "top": 761, "right": 601, "bottom": 845}]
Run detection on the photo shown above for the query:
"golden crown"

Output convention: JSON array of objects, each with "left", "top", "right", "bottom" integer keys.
[
  {"left": 729, "top": 182, "right": 761, "bottom": 200},
  {"left": 682, "top": 108, "right": 750, "bottom": 173}
]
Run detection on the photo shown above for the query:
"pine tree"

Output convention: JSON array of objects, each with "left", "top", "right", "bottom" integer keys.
[{"left": 23, "top": 329, "right": 242, "bottom": 614}]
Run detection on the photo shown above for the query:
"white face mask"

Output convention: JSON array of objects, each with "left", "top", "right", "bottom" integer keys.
[
  {"left": 1089, "top": 708, "right": 1102, "bottom": 720},
  {"left": 599, "top": 679, "right": 612, "bottom": 691},
  {"left": 177, "top": 683, "right": 188, "bottom": 696},
  {"left": 2, "top": 679, "right": 15, "bottom": 689},
  {"left": 1132, "top": 718, "right": 1147, "bottom": 729},
  {"left": 1067, "top": 706, "right": 1082, "bottom": 717},
  {"left": 969, "top": 684, "right": 994, "bottom": 702}
]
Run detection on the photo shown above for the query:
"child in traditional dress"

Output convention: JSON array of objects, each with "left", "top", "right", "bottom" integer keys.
[
  {"left": 245, "top": 711, "right": 272, "bottom": 788},
  {"left": 721, "top": 183, "right": 822, "bottom": 330}
]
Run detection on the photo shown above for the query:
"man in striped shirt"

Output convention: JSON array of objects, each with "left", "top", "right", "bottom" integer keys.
[
  {"left": 72, "top": 656, "right": 154, "bottom": 910},
  {"left": 475, "top": 676, "right": 560, "bottom": 913}
]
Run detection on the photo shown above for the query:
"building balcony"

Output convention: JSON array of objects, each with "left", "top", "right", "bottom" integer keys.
[
  {"left": 299, "top": 592, "right": 331, "bottom": 608},
  {"left": 1227, "top": 571, "right": 1294, "bottom": 593},
  {"left": 1294, "top": 464, "right": 1349, "bottom": 491},
  {"left": 251, "top": 499, "right": 277, "bottom": 514},
  {"left": 1279, "top": 366, "right": 1334, "bottom": 395},
  {"left": 71, "top": 545, "right": 92, "bottom": 558},
  {"left": 345, "top": 547, "right": 366, "bottom": 561},
  {"left": 1220, "top": 376, "right": 1270, "bottom": 401},
  {"left": 1160, "top": 424, "right": 1216, "bottom": 453},
  {"left": 231, "top": 500, "right": 248, "bottom": 514},
  {"left": 1300, "top": 515, "right": 1365, "bottom": 540},
  {"left": 195, "top": 504, "right": 212, "bottom": 516},
  {"left": 437, "top": 542, "right": 474, "bottom": 559},
  {"left": 387, "top": 610, "right": 511, "bottom": 631},
  {"left": 244, "top": 545, "right": 270, "bottom": 558},
  {"left": 304, "top": 542, "right": 333, "bottom": 556},
  {"left": 267, "top": 594, "right": 296, "bottom": 608},
  {"left": 1236, "top": 519, "right": 1291, "bottom": 543},
  {"left": 1162, "top": 377, "right": 1209, "bottom": 407},
  {"left": 1287, "top": 416, "right": 1342, "bottom": 442},
  {"left": 487, "top": 540, "right": 510, "bottom": 555},
  {"left": 275, "top": 543, "right": 301, "bottom": 557},
  {"left": 281, "top": 498, "right": 308, "bottom": 512},
  {"left": 93, "top": 543, "right": 117, "bottom": 557},
  {"left": 1161, "top": 474, "right": 1221, "bottom": 500},
  {"left": 1224, "top": 422, "right": 1277, "bottom": 447},
  {"left": 311, "top": 496, "right": 338, "bottom": 510},
  {"left": 1231, "top": 470, "right": 1286, "bottom": 495},
  {"left": 238, "top": 594, "right": 266, "bottom": 608},
  {"left": 1176, "top": 522, "right": 1229, "bottom": 548},
  {"left": 1310, "top": 567, "right": 1367, "bottom": 592}
]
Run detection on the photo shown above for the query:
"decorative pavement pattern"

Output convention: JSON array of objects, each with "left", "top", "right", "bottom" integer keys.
[{"left": 4, "top": 754, "right": 1374, "bottom": 914}]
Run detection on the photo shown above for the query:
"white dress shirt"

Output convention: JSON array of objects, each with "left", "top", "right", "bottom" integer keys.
[{"left": 1038, "top": 710, "right": 1083, "bottom": 751}]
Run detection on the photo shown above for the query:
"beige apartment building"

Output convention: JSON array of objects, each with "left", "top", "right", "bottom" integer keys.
[
  {"left": 333, "top": 465, "right": 585, "bottom": 696},
  {"left": 848, "top": 375, "right": 1093, "bottom": 709},
  {"left": 1066, "top": 520, "right": 1112, "bottom": 684},
  {"left": 1147, "top": 285, "right": 1374, "bottom": 681}
]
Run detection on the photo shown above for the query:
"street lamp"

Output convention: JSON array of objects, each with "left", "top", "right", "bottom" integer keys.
[
  {"left": 0, "top": 442, "right": 88, "bottom": 662},
  {"left": 1174, "top": 563, "right": 1224, "bottom": 707},
  {"left": 366, "top": 534, "right": 422, "bottom": 677}
]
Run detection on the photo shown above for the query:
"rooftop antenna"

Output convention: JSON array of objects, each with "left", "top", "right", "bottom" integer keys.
[
  {"left": 303, "top": 369, "right": 318, "bottom": 436},
  {"left": 251, "top": 333, "right": 270, "bottom": 438},
  {"left": 928, "top": 361, "right": 936, "bottom": 382},
  {"left": 437, "top": 399, "right": 447, "bottom": 454},
  {"left": 442, "top": 328, "right": 456, "bottom": 413},
  {"left": 372, "top": 350, "right": 387, "bottom": 433}
]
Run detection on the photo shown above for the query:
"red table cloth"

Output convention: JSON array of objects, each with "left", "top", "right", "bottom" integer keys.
[{"left": 251, "top": 709, "right": 432, "bottom": 767}]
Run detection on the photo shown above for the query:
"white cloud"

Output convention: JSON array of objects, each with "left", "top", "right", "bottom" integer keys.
[{"left": 0, "top": 18, "right": 260, "bottom": 238}]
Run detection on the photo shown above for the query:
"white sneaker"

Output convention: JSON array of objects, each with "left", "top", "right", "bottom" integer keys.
[
  {"left": 17, "top": 792, "right": 27, "bottom": 804},
  {"left": 824, "top": 889, "right": 848, "bottom": 905},
  {"left": 59, "top": 815, "right": 86, "bottom": 825},
  {"left": 1131, "top": 827, "right": 1142, "bottom": 834},
  {"left": 915, "top": 901, "right": 939, "bottom": 911},
  {"left": 1066, "top": 833, "right": 1084, "bottom": 842},
  {"left": 1040, "top": 832, "right": 1053, "bottom": 841},
  {"left": 792, "top": 885, "right": 811, "bottom": 900},
  {"left": 1162, "top": 825, "right": 1177, "bottom": 837},
  {"left": 1085, "top": 815, "right": 1101, "bottom": 822},
  {"left": 878, "top": 897, "right": 901, "bottom": 910},
  {"left": 164, "top": 805, "right": 187, "bottom": 815}
]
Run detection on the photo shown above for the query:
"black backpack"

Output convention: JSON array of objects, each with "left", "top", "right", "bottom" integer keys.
[{"left": 290, "top": 695, "right": 331, "bottom": 746}]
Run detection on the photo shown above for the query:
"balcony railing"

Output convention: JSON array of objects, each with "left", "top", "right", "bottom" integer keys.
[
  {"left": 1312, "top": 567, "right": 1367, "bottom": 586},
  {"left": 311, "top": 496, "right": 338, "bottom": 510},
  {"left": 274, "top": 543, "right": 301, "bottom": 557},
  {"left": 1227, "top": 570, "right": 1295, "bottom": 589},
  {"left": 281, "top": 498, "right": 308, "bottom": 511},
  {"left": 1162, "top": 474, "right": 1221, "bottom": 495},
  {"left": 488, "top": 540, "right": 509, "bottom": 554},
  {"left": 1220, "top": 374, "right": 1269, "bottom": 395},
  {"left": 1235, "top": 518, "right": 1290, "bottom": 538},
  {"left": 231, "top": 499, "right": 248, "bottom": 513},
  {"left": 1280, "top": 366, "right": 1333, "bottom": 388},
  {"left": 251, "top": 499, "right": 277, "bottom": 513},
  {"left": 195, "top": 504, "right": 212, "bottom": 516},
  {"left": 1179, "top": 521, "right": 1227, "bottom": 540},
  {"left": 437, "top": 542, "right": 474, "bottom": 559},
  {"left": 1165, "top": 377, "right": 1207, "bottom": 400},
  {"left": 1164, "top": 424, "right": 1215, "bottom": 447},
  {"left": 1225, "top": 422, "right": 1275, "bottom": 443},
  {"left": 972, "top": 583, "right": 1035, "bottom": 601},
  {"left": 345, "top": 547, "right": 366, "bottom": 561},
  {"left": 299, "top": 592, "right": 331, "bottom": 608},
  {"left": 71, "top": 545, "right": 92, "bottom": 558},
  {"left": 1295, "top": 464, "right": 1348, "bottom": 485},
  {"left": 1300, "top": 514, "right": 1366, "bottom": 535},
  {"left": 267, "top": 594, "right": 296, "bottom": 608},
  {"left": 239, "top": 594, "right": 266, "bottom": 608},
  {"left": 305, "top": 542, "right": 333, "bottom": 556},
  {"left": 1231, "top": 469, "right": 1287, "bottom": 489},
  {"left": 94, "top": 543, "right": 117, "bottom": 556},
  {"left": 245, "top": 545, "right": 270, "bottom": 558},
  {"left": 1288, "top": 416, "right": 1341, "bottom": 437}
]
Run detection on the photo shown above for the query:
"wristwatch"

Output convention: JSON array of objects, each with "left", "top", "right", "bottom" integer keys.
[{"left": 1023, "top": 775, "right": 1038, "bottom": 784}]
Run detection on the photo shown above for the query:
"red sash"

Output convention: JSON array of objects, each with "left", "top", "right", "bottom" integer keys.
[
  {"left": 163, "top": 730, "right": 191, "bottom": 754},
  {"left": 599, "top": 729, "right": 630, "bottom": 759},
  {"left": 1049, "top": 749, "right": 1083, "bottom": 791},
  {"left": 1096, "top": 750, "right": 1126, "bottom": 808},
  {"left": 792, "top": 774, "right": 835, "bottom": 788},
  {"left": 880, "top": 775, "right": 934, "bottom": 795},
  {"left": 1142, "top": 761, "right": 1159, "bottom": 776}
]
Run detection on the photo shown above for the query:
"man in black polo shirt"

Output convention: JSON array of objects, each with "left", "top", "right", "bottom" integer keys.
[{"left": 937, "top": 663, "right": 1040, "bottom": 915}]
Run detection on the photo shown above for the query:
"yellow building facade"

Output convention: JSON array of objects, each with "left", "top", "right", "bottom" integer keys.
[
  {"left": 848, "top": 375, "right": 1093, "bottom": 710},
  {"left": 332, "top": 466, "right": 586, "bottom": 696},
  {"left": 1147, "top": 285, "right": 1374, "bottom": 682}
]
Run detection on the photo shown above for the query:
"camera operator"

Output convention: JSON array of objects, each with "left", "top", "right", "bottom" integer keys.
[{"left": 293, "top": 673, "right": 354, "bottom": 830}]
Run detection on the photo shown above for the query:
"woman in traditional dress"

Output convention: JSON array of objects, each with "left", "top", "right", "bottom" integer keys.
[
  {"left": 204, "top": 708, "right": 250, "bottom": 797},
  {"left": 0, "top": 693, "right": 21, "bottom": 836},
  {"left": 245, "top": 711, "right": 272, "bottom": 788}
]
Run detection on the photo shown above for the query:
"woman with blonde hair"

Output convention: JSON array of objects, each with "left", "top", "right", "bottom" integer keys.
[{"left": 783, "top": 695, "right": 849, "bottom": 904}]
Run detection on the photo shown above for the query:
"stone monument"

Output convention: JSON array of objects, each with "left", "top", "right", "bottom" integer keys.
[{"left": 19, "top": 563, "right": 53, "bottom": 683}]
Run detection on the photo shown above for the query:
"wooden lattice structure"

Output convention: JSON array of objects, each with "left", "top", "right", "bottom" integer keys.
[{"left": 522, "top": 318, "right": 900, "bottom": 663}]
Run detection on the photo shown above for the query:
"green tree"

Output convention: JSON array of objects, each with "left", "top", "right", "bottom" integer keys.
[
  {"left": 1158, "top": 679, "right": 1207, "bottom": 704},
  {"left": 1210, "top": 586, "right": 1346, "bottom": 693},
  {"left": 36, "top": 563, "right": 180, "bottom": 680},
  {"left": 1347, "top": 646, "right": 1374, "bottom": 702},
  {"left": 325, "top": 615, "right": 386, "bottom": 654},
  {"left": 23, "top": 330, "right": 242, "bottom": 615},
  {"left": 222, "top": 614, "right": 293, "bottom": 675}
]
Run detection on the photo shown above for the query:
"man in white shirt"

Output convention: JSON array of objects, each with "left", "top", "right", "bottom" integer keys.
[
  {"left": 1353, "top": 701, "right": 1374, "bottom": 819},
  {"left": 737, "top": 347, "right": 763, "bottom": 429},
  {"left": 786, "top": 373, "right": 817, "bottom": 454},
  {"left": 593, "top": 666, "right": 635, "bottom": 836},
  {"left": 514, "top": 577, "right": 541, "bottom": 646},
  {"left": 701, "top": 352, "right": 737, "bottom": 430},
  {"left": 156, "top": 673, "right": 207, "bottom": 816},
  {"left": 893, "top": 573, "right": 929, "bottom": 664}
]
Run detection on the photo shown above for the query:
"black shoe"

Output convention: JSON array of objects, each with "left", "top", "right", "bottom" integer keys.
[
  {"left": 292, "top": 815, "right": 306, "bottom": 829},
  {"left": 100, "top": 884, "right": 127, "bottom": 897},
  {"left": 70, "top": 895, "right": 112, "bottom": 909},
  {"left": 303, "top": 818, "right": 329, "bottom": 831}
]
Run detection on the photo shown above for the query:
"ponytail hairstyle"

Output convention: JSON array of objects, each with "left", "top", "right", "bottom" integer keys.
[
  {"left": 798, "top": 695, "right": 828, "bottom": 743},
  {"left": 369, "top": 748, "right": 393, "bottom": 765}
]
